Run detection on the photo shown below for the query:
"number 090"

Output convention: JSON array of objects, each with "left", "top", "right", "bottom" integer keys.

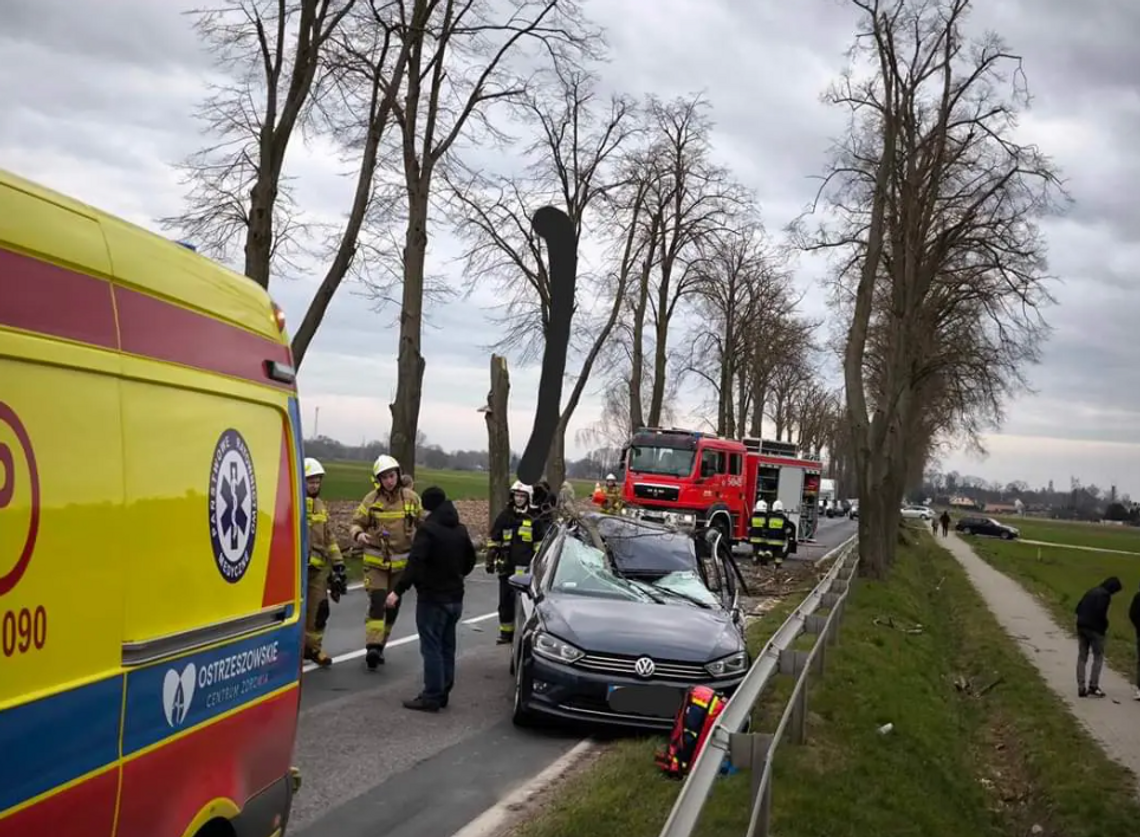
[{"left": 2, "top": 606, "right": 47, "bottom": 657}]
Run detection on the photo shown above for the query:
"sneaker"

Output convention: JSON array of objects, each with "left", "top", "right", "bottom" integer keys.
[
  {"left": 402, "top": 696, "right": 441, "bottom": 712},
  {"left": 1078, "top": 685, "right": 1088, "bottom": 698},
  {"left": 1088, "top": 686, "right": 1107, "bottom": 698}
]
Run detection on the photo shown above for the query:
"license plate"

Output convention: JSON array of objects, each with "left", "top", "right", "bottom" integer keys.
[{"left": 607, "top": 684, "right": 684, "bottom": 718}]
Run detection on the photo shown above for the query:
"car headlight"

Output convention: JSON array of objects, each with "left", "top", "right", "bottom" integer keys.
[
  {"left": 532, "top": 631, "right": 585, "bottom": 665},
  {"left": 705, "top": 651, "right": 748, "bottom": 678}
]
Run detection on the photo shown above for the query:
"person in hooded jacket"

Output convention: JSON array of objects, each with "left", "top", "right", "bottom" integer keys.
[
  {"left": 1074, "top": 575, "right": 1122, "bottom": 698},
  {"left": 1129, "top": 582, "right": 1140, "bottom": 701},
  {"left": 387, "top": 486, "right": 477, "bottom": 712}
]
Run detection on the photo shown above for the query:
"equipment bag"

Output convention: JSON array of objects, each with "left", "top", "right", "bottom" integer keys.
[{"left": 655, "top": 685, "right": 726, "bottom": 779}]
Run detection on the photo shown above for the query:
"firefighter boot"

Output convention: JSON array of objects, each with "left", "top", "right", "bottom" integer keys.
[{"left": 306, "top": 647, "right": 333, "bottom": 667}]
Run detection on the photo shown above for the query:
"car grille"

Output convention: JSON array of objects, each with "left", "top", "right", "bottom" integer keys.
[
  {"left": 574, "top": 653, "right": 710, "bottom": 681},
  {"left": 632, "top": 483, "right": 681, "bottom": 503}
]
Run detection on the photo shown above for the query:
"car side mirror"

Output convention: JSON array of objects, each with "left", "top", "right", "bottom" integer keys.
[
  {"left": 704, "top": 528, "right": 720, "bottom": 545},
  {"left": 508, "top": 573, "right": 534, "bottom": 597}
]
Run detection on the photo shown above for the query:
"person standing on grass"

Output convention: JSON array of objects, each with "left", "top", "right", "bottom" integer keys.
[
  {"left": 1129, "top": 582, "right": 1140, "bottom": 701},
  {"left": 1075, "top": 576, "right": 1123, "bottom": 698},
  {"left": 387, "top": 486, "right": 478, "bottom": 712}
]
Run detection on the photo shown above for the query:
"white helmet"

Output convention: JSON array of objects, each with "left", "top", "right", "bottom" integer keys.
[
  {"left": 772, "top": 500, "right": 784, "bottom": 512},
  {"left": 372, "top": 454, "right": 400, "bottom": 479},
  {"left": 304, "top": 457, "right": 325, "bottom": 478},
  {"left": 754, "top": 500, "right": 768, "bottom": 513},
  {"left": 605, "top": 473, "right": 616, "bottom": 481},
  {"left": 510, "top": 480, "right": 533, "bottom": 500}
]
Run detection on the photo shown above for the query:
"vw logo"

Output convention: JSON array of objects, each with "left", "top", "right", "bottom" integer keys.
[{"left": 634, "top": 656, "right": 656, "bottom": 678}]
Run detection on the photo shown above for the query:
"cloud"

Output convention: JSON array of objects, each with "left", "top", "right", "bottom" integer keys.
[{"left": 3, "top": 0, "right": 1139, "bottom": 493}]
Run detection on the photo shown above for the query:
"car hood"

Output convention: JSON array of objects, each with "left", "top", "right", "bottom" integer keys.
[{"left": 537, "top": 594, "right": 743, "bottom": 662}]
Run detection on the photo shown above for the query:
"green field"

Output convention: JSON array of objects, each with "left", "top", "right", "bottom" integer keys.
[
  {"left": 984, "top": 515, "right": 1140, "bottom": 552},
  {"left": 969, "top": 537, "right": 1140, "bottom": 679},
  {"left": 318, "top": 460, "right": 596, "bottom": 502},
  {"left": 509, "top": 534, "right": 1140, "bottom": 837}
]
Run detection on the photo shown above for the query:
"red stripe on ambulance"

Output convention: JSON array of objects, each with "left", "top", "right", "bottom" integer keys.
[
  {"left": 261, "top": 429, "right": 299, "bottom": 609},
  {"left": 0, "top": 767, "right": 118, "bottom": 837},
  {"left": 0, "top": 247, "right": 118, "bottom": 349}
]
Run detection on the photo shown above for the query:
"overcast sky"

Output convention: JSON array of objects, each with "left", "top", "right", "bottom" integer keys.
[{"left": 3, "top": 0, "right": 1138, "bottom": 494}]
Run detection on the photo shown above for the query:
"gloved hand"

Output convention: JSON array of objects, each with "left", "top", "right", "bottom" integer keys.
[{"left": 329, "top": 564, "right": 349, "bottom": 602}]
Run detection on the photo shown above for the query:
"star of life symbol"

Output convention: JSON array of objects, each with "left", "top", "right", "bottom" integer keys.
[
  {"left": 208, "top": 428, "right": 258, "bottom": 583},
  {"left": 162, "top": 662, "right": 197, "bottom": 728}
]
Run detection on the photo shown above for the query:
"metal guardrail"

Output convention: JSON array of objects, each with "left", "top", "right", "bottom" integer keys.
[{"left": 657, "top": 534, "right": 861, "bottom": 837}]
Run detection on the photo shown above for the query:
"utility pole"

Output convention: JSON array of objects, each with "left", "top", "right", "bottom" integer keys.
[{"left": 313, "top": 406, "right": 320, "bottom": 437}]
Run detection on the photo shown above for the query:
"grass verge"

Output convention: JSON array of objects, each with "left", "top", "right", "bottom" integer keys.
[
  {"left": 319, "top": 461, "right": 596, "bottom": 502},
  {"left": 986, "top": 516, "right": 1140, "bottom": 552},
  {"left": 509, "top": 533, "right": 1140, "bottom": 837},
  {"left": 969, "top": 537, "right": 1139, "bottom": 679}
]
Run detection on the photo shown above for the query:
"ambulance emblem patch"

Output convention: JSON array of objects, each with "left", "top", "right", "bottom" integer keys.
[{"left": 208, "top": 428, "right": 258, "bottom": 583}]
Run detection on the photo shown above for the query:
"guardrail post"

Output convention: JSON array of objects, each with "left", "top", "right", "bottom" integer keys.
[
  {"left": 730, "top": 732, "right": 773, "bottom": 837},
  {"left": 803, "top": 615, "right": 828, "bottom": 674}
]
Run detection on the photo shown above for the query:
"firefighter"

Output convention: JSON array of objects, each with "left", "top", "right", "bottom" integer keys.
[
  {"left": 349, "top": 454, "right": 423, "bottom": 669},
  {"left": 304, "top": 457, "right": 348, "bottom": 667},
  {"left": 764, "top": 500, "right": 793, "bottom": 567},
  {"left": 600, "top": 473, "right": 623, "bottom": 514},
  {"left": 748, "top": 499, "right": 771, "bottom": 566},
  {"left": 486, "top": 481, "right": 547, "bottom": 645}
]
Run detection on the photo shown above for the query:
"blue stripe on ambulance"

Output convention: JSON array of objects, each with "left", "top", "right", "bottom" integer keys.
[
  {"left": 0, "top": 674, "right": 123, "bottom": 812},
  {"left": 120, "top": 622, "right": 302, "bottom": 756}
]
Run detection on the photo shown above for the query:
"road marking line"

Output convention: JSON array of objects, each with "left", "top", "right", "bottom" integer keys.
[
  {"left": 448, "top": 739, "right": 596, "bottom": 837},
  {"left": 302, "top": 609, "right": 498, "bottom": 673}
]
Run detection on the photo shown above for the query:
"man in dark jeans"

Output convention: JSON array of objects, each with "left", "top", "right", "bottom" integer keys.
[
  {"left": 1074, "top": 576, "right": 1122, "bottom": 698},
  {"left": 388, "top": 486, "right": 477, "bottom": 712},
  {"left": 1129, "top": 582, "right": 1140, "bottom": 701}
]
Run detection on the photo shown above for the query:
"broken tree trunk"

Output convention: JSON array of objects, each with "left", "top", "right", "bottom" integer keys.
[{"left": 485, "top": 354, "right": 511, "bottom": 533}]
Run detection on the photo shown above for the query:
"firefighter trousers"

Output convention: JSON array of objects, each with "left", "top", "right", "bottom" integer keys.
[
  {"left": 497, "top": 566, "right": 528, "bottom": 640},
  {"left": 363, "top": 564, "right": 405, "bottom": 651},
  {"left": 305, "top": 565, "right": 332, "bottom": 655}
]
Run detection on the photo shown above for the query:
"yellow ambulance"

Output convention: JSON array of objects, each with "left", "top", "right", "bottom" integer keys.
[{"left": 0, "top": 168, "right": 307, "bottom": 837}]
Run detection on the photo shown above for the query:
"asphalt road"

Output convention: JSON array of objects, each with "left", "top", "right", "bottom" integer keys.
[{"left": 287, "top": 517, "right": 857, "bottom": 837}]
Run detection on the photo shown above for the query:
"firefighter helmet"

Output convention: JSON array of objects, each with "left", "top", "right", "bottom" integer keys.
[
  {"left": 372, "top": 454, "right": 401, "bottom": 480},
  {"left": 510, "top": 480, "right": 533, "bottom": 500},
  {"left": 304, "top": 457, "right": 325, "bottom": 478},
  {"left": 754, "top": 500, "right": 768, "bottom": 513},
  {"left": 605, "top": 473, "right": 616, "bottom": 481},
  {"left": 772, "top": 500, "right": 785, "bottom": 512}
]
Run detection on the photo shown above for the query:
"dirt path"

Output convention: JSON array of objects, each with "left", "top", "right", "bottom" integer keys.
[{"left": 937, "top": 532, "right": 1140, "bottom": 790}]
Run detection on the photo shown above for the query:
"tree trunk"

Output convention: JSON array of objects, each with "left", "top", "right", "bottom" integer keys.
[
  {"left": 647, "top": 286, "right": 670, "bottom": 426},
  {"left": 486, "top": 354, "right": 511, "bottom": 532},
  {"left": 547, "top": 421, "right": 567, "bottom": 487},
  {"left": 389, "top": 188, "right": 430, "bottom": 477},
  {"left": 629, "top": 275, "right": 650, "bottom": 431},
  {"left": 244, "top": 173, "right": 276, "bottom": 289}
]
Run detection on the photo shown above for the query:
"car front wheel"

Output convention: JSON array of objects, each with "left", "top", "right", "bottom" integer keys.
[
  {"left": 1001, "top": 531, "right": 1014, "bottom": 540},
  {"left": 512, "top": 650, "right": 535, "bottom": 727},
  {"left": 961, "top": 528, "right": 972, "bottom": 535}
]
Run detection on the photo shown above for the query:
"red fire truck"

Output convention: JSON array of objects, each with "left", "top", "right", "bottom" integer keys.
[{"left": 618, "top": 427, "right": 824, "bottom": 546}]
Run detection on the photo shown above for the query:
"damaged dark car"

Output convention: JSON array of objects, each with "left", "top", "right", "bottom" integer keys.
[{"left": 506, "top": 512, "right": 750, "bottom": 730}]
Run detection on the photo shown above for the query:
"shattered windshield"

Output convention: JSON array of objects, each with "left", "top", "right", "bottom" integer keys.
[
  {"left": 627, "top": 445, "right": 696, "bottom": 478},
  {"left": 550, "top": 537, "right": 657, "bottom": 603}
]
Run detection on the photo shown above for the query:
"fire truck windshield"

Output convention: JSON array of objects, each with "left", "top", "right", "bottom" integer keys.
[{"left": 627, "top": 445, "right": 697, "bottom": 478}]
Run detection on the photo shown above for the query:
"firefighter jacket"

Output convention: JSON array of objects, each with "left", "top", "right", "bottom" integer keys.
[
  {"left": 601, "top": 486, "right": 624, "bottom": 514},
  {"left": 748, "top": 513, "right": 768, "bottom": 545},
  {"left": 307, "top": 496, "right": 344, "bottom": 570},
  {"left": 488, "top": 506, "right": 547, "bottom": 574},
  {"left": 763, "top": 512, "right": 791, "bottom": 548},
  {"left": 349, "top": 486, "right": 423, "bottom": 571}
]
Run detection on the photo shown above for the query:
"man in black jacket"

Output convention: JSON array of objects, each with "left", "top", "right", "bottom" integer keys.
[
  {"left": 387, "top": 486, "right": 477, "bottom": 712},
  {"left": 1074, "top": 576, "right": 1122, "bottom": 698},
  {"left": 1129, "top": 582, "right": 1140, "bottom": 701}
]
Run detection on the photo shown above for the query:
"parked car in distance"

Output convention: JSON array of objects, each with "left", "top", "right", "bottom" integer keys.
[
  {"left": 506, "top": 512, "right": 750, "bottom": 730},
  {"left": 849, "top": 502, "right": 859, "bottom": 520},
  {"left": 900, "top": 504, "right": 934, "bottom": 521},
  {"left": 954, "top": 516, "right": 1020, "bottom": 540}
]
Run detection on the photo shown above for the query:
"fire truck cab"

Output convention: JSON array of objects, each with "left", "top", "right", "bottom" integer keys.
[{"left": 619, "top": 427, "right": 824, "bottom": 547}]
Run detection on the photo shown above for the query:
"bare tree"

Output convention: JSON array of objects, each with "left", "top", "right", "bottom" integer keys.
[
  {"left": 627, "top": 95, "right": 743, "bottom": 429},
  {"left": 381, "top": 0, "right": 599, "bottom": 477},
  {"left": 163, "top": 0, "right": 356, "bottom": 287},
  {"left": 445, "top": 65, "right": 640, "bottom": 484},
  {"left": 799, "top": 0, "right": 1066, "bottom": 576}
]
